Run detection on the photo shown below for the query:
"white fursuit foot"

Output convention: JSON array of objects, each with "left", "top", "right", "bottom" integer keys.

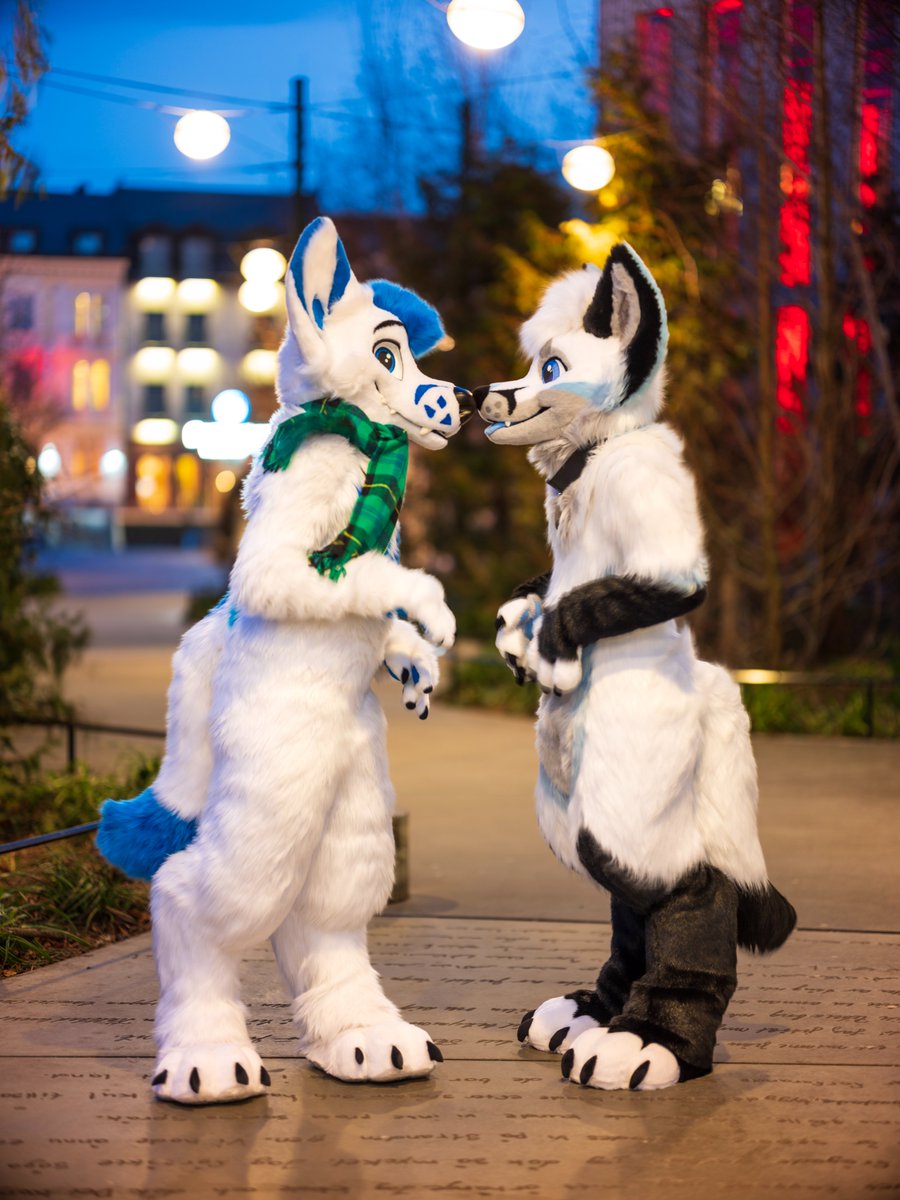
[
  {"left": 517, "top": 995, "right": 604, "bottom": 1053},
  {"left": 305, "top": 1020, "right": 443, "bottom": 1083},
  {"left": 561, "top": 1029, "right": 680, "bottom": 1091},
  {"left": 152, "top": 1042, "right": 271, "bottom": 1105}
]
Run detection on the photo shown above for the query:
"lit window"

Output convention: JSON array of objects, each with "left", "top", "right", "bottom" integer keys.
[
  {"left": 775, "top": 304, "right": 810, "bottom": 433},
  {"left": 175, "top": 453, "right": 201, "bottom": 508},
  {"left": 72, "top": 360, "right": 90, "bottom": 411},
  {"left": 778, "top": 2, "right": 813, "bottom": 288},
  {"left": 74, "top": 291, "right": 105, "bottom": 339},
  {"left": 74, "top": 291, "right": 91, "bottom": 338},
  {"left": 90, "top": 360, "right": 110, "bottom": 410},
  {"left": 134, "top": 453, "right": 171, "bottom": 512},
  {"left": 858, "top": 9, "right": 892, "bottom": 208}
]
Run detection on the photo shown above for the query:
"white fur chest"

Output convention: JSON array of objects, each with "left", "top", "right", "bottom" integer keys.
[{"left": 545, "top": 423, "right": 707, "bottom": 605}]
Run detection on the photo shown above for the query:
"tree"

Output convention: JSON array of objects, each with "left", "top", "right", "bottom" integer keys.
[
  {"left": 590, "top": 0, "right": 899, "bottom": 666},
  {"left": 385, "top": 148, "right": 580, "bottom": 637},
  {"left": 0, "top": 1, "right": 47, "bottom": 199}
]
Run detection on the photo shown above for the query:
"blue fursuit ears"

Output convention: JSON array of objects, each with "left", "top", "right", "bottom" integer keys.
[
  {"left": 96, "top": 788, "right": 197, "bottom": 881},
  {"left": 289, "top": 216, "right": 445, "bottom": 357}
]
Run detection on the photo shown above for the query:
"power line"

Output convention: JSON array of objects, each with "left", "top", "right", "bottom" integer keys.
[{"left": 48, "top": 67, "right": 291, "bottom": 112}]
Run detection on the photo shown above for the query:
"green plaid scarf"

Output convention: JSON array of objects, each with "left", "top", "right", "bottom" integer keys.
[{"left": 261, "top": 397, "right": 409, "bottom": 582}]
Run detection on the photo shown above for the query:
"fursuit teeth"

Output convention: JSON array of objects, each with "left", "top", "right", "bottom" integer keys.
[{"left": 262, "top": 397, "right": 409, "bottom": 581}]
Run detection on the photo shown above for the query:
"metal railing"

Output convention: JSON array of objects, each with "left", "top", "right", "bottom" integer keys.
[
  {"left": 2, "top": 666, "right": 896, "bottom": 856},
  {"left": 0, "top": 716, "right": 164, "bottom": 856}
]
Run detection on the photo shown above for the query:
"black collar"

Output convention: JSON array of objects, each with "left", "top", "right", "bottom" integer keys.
[{"left": 548, "top": 443, "right": 600, "bottom": 494}]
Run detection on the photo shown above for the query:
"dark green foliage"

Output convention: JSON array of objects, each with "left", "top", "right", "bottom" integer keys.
[
  {"left": 443, "top": 657, "right": 540, "bottom": 716},
  {"left": 0, "top": 848, "right": 150, "bottom": 972},
  {"left": 0, "top": 753, "right": 159, "bottom": 842},
  {"left": 387, "top": 154, "right": 580, "bottom": 636},
  {"left": 0, "top": 403, "right": 87, "bottom": 768}
]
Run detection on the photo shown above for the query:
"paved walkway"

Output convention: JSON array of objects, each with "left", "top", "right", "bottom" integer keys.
[{"left": 2, "top": 604, "right": 899, "bottom": 1196}]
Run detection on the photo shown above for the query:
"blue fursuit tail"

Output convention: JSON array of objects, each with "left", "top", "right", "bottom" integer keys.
[{"left": 96, "top": 787, "right": 198, "bottom": 881}]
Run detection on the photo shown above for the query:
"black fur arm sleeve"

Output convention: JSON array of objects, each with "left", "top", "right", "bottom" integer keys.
[
  {"left": 537, "top": 576, "right": 706, "bottom": 662},
  {"left": 509, "top": 571, "right": 551, "bottom": 603}
]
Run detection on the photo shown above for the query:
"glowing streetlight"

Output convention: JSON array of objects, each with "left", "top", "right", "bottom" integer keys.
[
  {"left": 239, "top": 247, "right": 287, "bottom": 284},
  {"left": 174, "top": 111, "right": 231, "bottom": 161},
  {"left": 446, "top": 0, "right": 525, "bottom": 50},
  {"left": 561, "top": 144, "right": 616, "bottom": 192}
]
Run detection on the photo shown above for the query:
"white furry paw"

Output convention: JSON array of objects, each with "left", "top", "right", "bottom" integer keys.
[
  {"left": 523, "top": 636, "right": 582, "bottom": 695},
  {"left": 561, "top": 1029, "right": 680, "bottom": 1091},
  {"left": 414, "top": 596, "right": 456, "bottom": 650},
  {"left": 517, "top": 996, "right": 604, "bottom": 1053},
  {"left": 305, "top": 1020, "right": 443, "bottom": 1083},
  {"left": 384, "top": 623, "right": 439, "bottom": 719},
  {"left": 152, "top": 1043, "right": 271, "bottom": 1105}
]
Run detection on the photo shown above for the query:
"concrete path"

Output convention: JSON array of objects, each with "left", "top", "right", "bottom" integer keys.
[{"left": 2, "top": 570, "right": 899, "bottom": 1197}]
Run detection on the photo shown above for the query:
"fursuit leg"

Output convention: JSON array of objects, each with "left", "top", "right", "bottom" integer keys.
[
  {"left": 563, "top": 864, "right": 738, "bottom": 1091},
  {"left": 518, "top": 897, "right": 646, "bottom": 1054},
  {"left": 271, "top": 692, "right": 442, "bottom": 1083}
]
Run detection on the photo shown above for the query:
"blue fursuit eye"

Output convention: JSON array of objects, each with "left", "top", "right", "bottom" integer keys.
[
  {"left": 541, "top": 356, "right": 564, "bottom": 383},
  {"left": 374, "top": 344, "right": 396, "bottom": 372}
]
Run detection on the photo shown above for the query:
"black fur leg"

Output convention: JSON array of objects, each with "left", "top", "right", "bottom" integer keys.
[{"left": 609, "top": 864, "right": 739, "bottom": 1077}]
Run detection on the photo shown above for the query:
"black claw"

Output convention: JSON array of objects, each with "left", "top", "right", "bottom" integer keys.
[
  {"left": 260, "top": 1066, "right": 271, "bottom": 1087},
  {"left": 427, "top": 1041, "right": 444, "bottom": 1063},
  {"left": 235, "top": 1062, "right": 249, "bottom": 1086},
  {"left": 495, "top": 615, "right": 506, "bottom": 631},
  {"left": 517, "top": 1011, "right": 535, "bottom": 1043},
  {"left": 391, "top": 1046, "right": 404, "bottom": 1070},
  {"left": 405, "top": 701, "right": 416, "bottom": 710},
  {"left": 189, "top": 1067, "right": 200, "bottom": 1094},
  {"left": 553, "top": 687, "right": 562, "bottom": 697},
  {"left": 151, "top": 1069, "right": 167, "bottom": 1087},
  {"left": 540, "top": 685, "right": 551, "bottom": 695},
  {"left": 629, "top": 1060, "right": 651, "bottom": 1090},
  {"left": 561, "top": 1049, "right": 574, "bottom": 1079},
  {"left": 579, "top": 1056, "right": 597, "bottom": 1086},
  {"left": 548, "top": 1026, "right": 570, "bottom": 1053},
  {"left": 401, "top": 668, "right": 410, "bottom": 683},
  {"left": 419, "top": 707, "right": 429, "bottom": 720},
  {"left": 423, "top": 685, "right": 433, "bottom": 694},
  {"left": 355, "top": 1047, "right": 364, "bottom": 1065},
  {"left": 515, "top": 669, "right": 526, "bottom": 686}
]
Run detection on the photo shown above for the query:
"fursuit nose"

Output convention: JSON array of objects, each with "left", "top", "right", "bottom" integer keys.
[
  {"left": 474, "top": 384, "right": 519, "bottom": 423},
  {"left": 454, "top": 387, "right": 476, "bottom": 425}
]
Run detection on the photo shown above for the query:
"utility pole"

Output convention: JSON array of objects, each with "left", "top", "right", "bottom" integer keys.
[{"left": 292, "top": 76, "right": 307, "bottom": 232}]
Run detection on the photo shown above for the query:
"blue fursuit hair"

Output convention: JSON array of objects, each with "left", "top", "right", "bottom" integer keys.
[
  {"left": 96, "top": 787, "right": 198, "bottom": 881},
  {"left": 370, "top": 279, "right": 445, "bottom": 358}
]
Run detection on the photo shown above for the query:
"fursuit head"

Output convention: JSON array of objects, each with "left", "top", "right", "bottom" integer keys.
[
  {"left": 475, "top": 243, "right": 796, "bottom": 1091},
  {"left": 97, "top": 216, "right": 473, "bottom": 1104}
]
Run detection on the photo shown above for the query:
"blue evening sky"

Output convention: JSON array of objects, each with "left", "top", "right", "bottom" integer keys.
[{"left": 22, "top": 0, "right": 597, "bottom": 210}]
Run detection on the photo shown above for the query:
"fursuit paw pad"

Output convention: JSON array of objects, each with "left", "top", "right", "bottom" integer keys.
[
  {"left": 517, "top": 996, "right": 604, "bottom": 1053},
  {"left": 306, "top": 1021, "right": 442, "bottom": 1083},
  {"left": 562, "top": 1029, "right": 680, "bottom": 1091},
  {"left": 152, "top": 1043, "right": 270, "bottom": 1105}
]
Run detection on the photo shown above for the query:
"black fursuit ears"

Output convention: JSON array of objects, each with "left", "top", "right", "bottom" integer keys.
[{"left": 582, "top": 244, "right": 663, "bottom": 401}]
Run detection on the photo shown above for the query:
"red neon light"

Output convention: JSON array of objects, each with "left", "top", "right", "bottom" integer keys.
[
  {"left": 779, "top": 78, "right": 812, "bottom": 287},
  {"left": 713, "top": 0, "right": 742, "bottom": 11},
  {"left": 656, "top": 6, "right": 674, "bottom": 16},
  {"left": 775, "top": 305, "right": 809, "bottom": 432},
  {"left": 844, "top": 314, "right": 873, "bottom": 436}
]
